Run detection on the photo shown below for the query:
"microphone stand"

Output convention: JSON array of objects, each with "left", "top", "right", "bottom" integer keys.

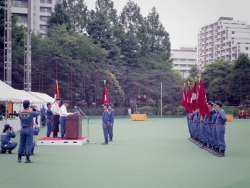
[{"left": 78, "top": 109, "right": 96, "bottom": 144}]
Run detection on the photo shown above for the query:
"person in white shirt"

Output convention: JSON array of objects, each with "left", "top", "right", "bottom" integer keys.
[
  {"left": 51, "top": 98, "right": 61, "bottom": 138},
  {"left": 59, "top": 100, "right": 73, "bottom": 139}
]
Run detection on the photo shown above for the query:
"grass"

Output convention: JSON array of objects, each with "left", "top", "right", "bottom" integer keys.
[{"left": 0, "top": 118, "right": 250, "bottom": 188}]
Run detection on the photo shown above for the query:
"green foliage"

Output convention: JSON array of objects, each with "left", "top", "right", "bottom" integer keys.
[
  {"left": 202, "top": 60, "right": 233, "bottom": 102},
  {"left": 189, "top": 64, "right": 200, "bottom": 78},
  {"left": 32, "top": 24, "right": 108, "bottom": 62},
  {"left": 223, "top": 106, "right": 234, "bottom": 114}
]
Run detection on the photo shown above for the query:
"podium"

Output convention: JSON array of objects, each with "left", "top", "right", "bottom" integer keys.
[{"left": 65, "top": 115, "right": 82, "bottom": 139}]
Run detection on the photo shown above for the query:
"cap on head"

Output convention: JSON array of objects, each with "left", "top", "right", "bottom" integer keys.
[
  {"left": 55, "top": 98, "right": 61, "bottom": 101},
  {"left": 207, "top": 101, "right": 214, "bottom": 106},
  {"left": 63, "top": 100, "right": 70, "bottom": 104},
  {"left": 47, "top": 102, "right": 51, "bottom": 107},
  {"left": 215, "top": 101, "right": 222, "bottom": 108},
  {"left": 108, "top": 103, "right": 113, "bottom": 107},
  {"left": 102, "top": 103, "right": 108, "bottom": 107},
  {"left": 23, "top": 100, "right": 30, "bottom": 108},
  {"left": 4, "top": 124, "right": 10, "bottom": 130}
]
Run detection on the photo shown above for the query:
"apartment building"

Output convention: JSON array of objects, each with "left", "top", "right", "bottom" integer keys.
[
  {"left": 198, "top": 17, "right": 250, "bottom": 70},
  {"left": 12, "top": 0, "right": 61, "bottom": 34},
  {"left": 171, "top": 47, "right": 197, "bottom": 78}
]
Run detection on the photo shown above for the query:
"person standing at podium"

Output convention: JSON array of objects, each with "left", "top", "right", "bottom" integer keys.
[
  {"left": 59, "top": 100, "right": 73, "bottom": 139},
  {"left": 52, "top": 98, "right": 61, "bottom": 138},
  {"left": 72, "top": 106, "right": 80, "bottom": 116}
]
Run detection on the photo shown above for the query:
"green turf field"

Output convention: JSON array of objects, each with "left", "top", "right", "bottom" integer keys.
[{"left": 0, "top": 118, "right": 250, "bottom": 188}]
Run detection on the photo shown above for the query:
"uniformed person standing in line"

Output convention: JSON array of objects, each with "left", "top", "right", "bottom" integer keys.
[
  {"left": 205, "top": 101, "right": 215, "bottom": 152},
  {"left": 214, "top": 101, "right": 227, "bottom": 157},
  {"left": 210, "top": 104, "right": 219, "bottom": 155},
  {"left": 40, "top": 105, "right": 46, "bottom": 127},
  {"left": 107, "top": 103, "right": 115, "bottom": 142},
  {"left": 0, "top": 124, "right": 18, "bottom": 154},
  {"left": 18, "top": 100, "right": 40, "bottom": 163},
  {"left": 102, "top": 104, "right": 109, "bottom": 145},
  {"left": 46, "top": 102, "right": 53, "bottom": 137},
  {"left": 52, "top": 98, "right": 61, "bottom": 138}
]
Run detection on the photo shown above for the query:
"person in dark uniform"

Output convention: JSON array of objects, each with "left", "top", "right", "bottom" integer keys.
[
  {"left": 17, "top": 100, "right": 40, "bottom": 163},
  {"left": 52, "top": 98, "right": 61, "bottom": 138},
  {"left": 46, "top": 102, "right": 53, "bottom": 137},
  {"left": 72, "top": 106, "right": 80, "bottom": 116},
  {"left": 210, "top": 104, "right": 219, "bottom": 155},
  {"left": 40, "top": 105, "right": 46, "bottom": 127},
  {"left": 107, "top": 103, "right": 115, "bottom": 142},
  {"left": 0, "top": 124, "right": 18, "bottom": 154},
  {"left": 214, "top": 101, "right": 227, "bottom": 157},
  {"left": 102, "top": 104, "right": 109, "bottom": 145},
  {"left": 204, "top": 101, "right": 215, "bottom": 152}
]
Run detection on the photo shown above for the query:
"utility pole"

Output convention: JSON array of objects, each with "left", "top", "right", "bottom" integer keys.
[
  {"left": 24, "top": 0, "right": 32, "bottom": 91},
  {"left": 4, "top": 0, "right": 12, "bottom": 86}
]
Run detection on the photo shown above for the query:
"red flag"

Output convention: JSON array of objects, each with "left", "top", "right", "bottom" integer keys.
[
  {"left": 192, "top": 81, "right": 198, "bottom": 112},
  {"left": 54, "top": 80, "right": 60, "bottom": 99},
  {"left": 101, "top": 80, "right": 110, "bottom": 104},
  {"left": 186, "top": 85, "right": 192, "bottom": 113},
  {"left": 181, "top": 86, "right": 187, "bottom": 109},
  {"left": 198, "top": 80, "right": 210, "bottom": 118}
]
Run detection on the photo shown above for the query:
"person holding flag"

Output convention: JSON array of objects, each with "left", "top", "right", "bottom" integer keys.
[{"left": 52, "top": 80, "right": 61, "bottom": 138}]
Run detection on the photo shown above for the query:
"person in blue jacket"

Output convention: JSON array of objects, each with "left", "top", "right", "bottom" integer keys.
[
  {"left": 46, "top": 102, "right": 53, "bottom": 137},
  {"left": 214, "top": 101, "right": 227, "bottom": 157},
  {"left": 102, "top": 104, "right": 109, "bottom": 145},
  {"left": 0, "top": 124, "right": 18, "bottom": 154},
  {"left": 17, "top": 100, "right": 40, "bottom": 163},
  {"left": 108, "top": 103, "right": 115, "bottom": 142},
  {"left": 40, "top": 105, "right": 46, "bottom": 127}
]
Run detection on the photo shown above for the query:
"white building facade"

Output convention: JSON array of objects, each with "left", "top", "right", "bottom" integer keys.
[
  {"left": 171, "top": 47, "right": 197, "bottom": 78},
  {"left": 198, "top": 17, "right": 250, "bottom": 70},
  {"left": 12, "top": 0, "right": 61, "bottom": 34}
]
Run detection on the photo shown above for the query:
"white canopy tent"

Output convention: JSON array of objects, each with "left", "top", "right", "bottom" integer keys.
[{"left": 29, "top": 92, "right": 54, "bottom": 103}]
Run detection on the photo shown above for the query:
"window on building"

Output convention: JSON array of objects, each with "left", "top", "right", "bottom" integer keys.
[
  {"left": 232, "top": 31, "right": 234, "bottom": 34},
  {"left": 40, "top": 7, "right": 52, "bottom": 13},
  {"left": 13, "top": 0, "right": 28, "bottom": 8},
  {"left": 40, "top": 0, "right": 45, "bottom": 3},
  {"left": 40, "top": 16, "right": 48, "bottom": 22},
  {"left": 16, "top": 14, "right": 28, "bottom": 23},
  {"left": 246, "top": 47, "right": 249, "bottom": 50},
  {"left": 40, "top": 25, "right": 48, "bottom": 31}
]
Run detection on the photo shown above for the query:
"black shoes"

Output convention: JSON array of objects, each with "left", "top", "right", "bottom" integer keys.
[
  {"left": 109, "top": 137, "right": 113, "bottom": 142},
  {"left": 18, "top": 155, "right": 22, "bottom": 163},
  {"left": 7, "top": 150, "right": 12, "bottom": 154},
  {"left": 102, "top": 139, "right": 108, "bottom": 145},
  {"left": 31, "top": 149, "right": 35, "bottom": 156},
  {"left": 216, "top": 150, "right": 225, "bottom": 157},
  {"left": 25, "top": 156, "right": 33, "bottom": 163}
]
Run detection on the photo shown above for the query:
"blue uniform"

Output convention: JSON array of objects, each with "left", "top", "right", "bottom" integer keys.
[
  {"left": 193, "top": 113, "right": 200, "bottom": 139},
  {"left": 215, "top": 109, "right": 227, "bottom": 151},
  {"left": 211, "top": 110, "right": 219, "bottom": 149},
  {"left": 207, "top": 109, "right": 215, "bottom": 146},
  {"left": 1, "top": 131, "right": 18, "bottom": 152},
  {"left": 46, "top": 108, "right": 53, "bottom": 137},
  {"left": 18, "top": 109, "right": 40, "bottom": 157},
  {"left": 200, "top": 114, "right": 208, "bottom": 144},
  {"left": 102, "top": 110, "right": 109, "bottom": 140},
  {"left": 108, "top": 109, "right": 115, "bottom": 139},
  {"left": 189, "top": 113, "right": 194, "bottom": 138},
  {"left": 40, "top": 107, "right": 46, "bottom": 126},
  {"left": 187, "top": 113, "right": 192, "bottom": 137},
  {"left": 72, "top": 109, "right": 79, "bottom": 116}
]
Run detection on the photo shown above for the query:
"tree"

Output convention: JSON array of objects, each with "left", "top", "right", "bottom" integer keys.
[
  {"left": 32, "top": 24, "right": 108, "bottom": 62},
  {"left": 228, "top": 54, "right": 250, "bottom": 104},
  {"left": 202, "top": 60, "right": 233, "bottom": 102},
  {"left": 120, "top": 0, "right": 143, "bottom": 32},
  {"left": 120, "top": 31, "right": 139, "bottom": 67},
  {"left": 87, "top": 11, "right": 122, "bottom": 65},
  {"left": 189, "top": 64, "right": 200, "bottom": 78},
  {"left": 47, "top": 2, "right": 71, "bottom": 31}
]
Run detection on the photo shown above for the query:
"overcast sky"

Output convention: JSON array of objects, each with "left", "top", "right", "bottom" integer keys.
[{"left": 84, "top": 0, "right": 250, "bottom": 49}]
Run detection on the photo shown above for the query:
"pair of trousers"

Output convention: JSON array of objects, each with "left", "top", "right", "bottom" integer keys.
[
  {"left": 53, "top": 115, "right": 60, "bottom": 137},
  {"left": 18, "top": 127, "right": 33, "bottom": 156},
  {"left": 60, "top": 117, "right": 66, "bottom": 138},
  {"left": 108, "top": 122, "right": 113, "bottom": 138},
  {"left": 46, "top": 119, "right": 53, "bottom": 137},
  {"left": 216, "top": 126, "right": 226, "bottom": 150},
  {"left": 102, "top": 123, "right": 109, "bottom": 140}
]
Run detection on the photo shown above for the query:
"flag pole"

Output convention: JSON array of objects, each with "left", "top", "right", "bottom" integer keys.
[{"left": 161, "top": 82, "right": 162, "bottom": 118}]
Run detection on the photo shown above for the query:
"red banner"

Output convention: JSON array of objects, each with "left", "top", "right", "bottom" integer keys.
[
  {"left": 101, "top": 81, "right": 110, "bottom": 104},
  {"left": 54, "top": 80, "right": 60, "bottom": 99}
]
